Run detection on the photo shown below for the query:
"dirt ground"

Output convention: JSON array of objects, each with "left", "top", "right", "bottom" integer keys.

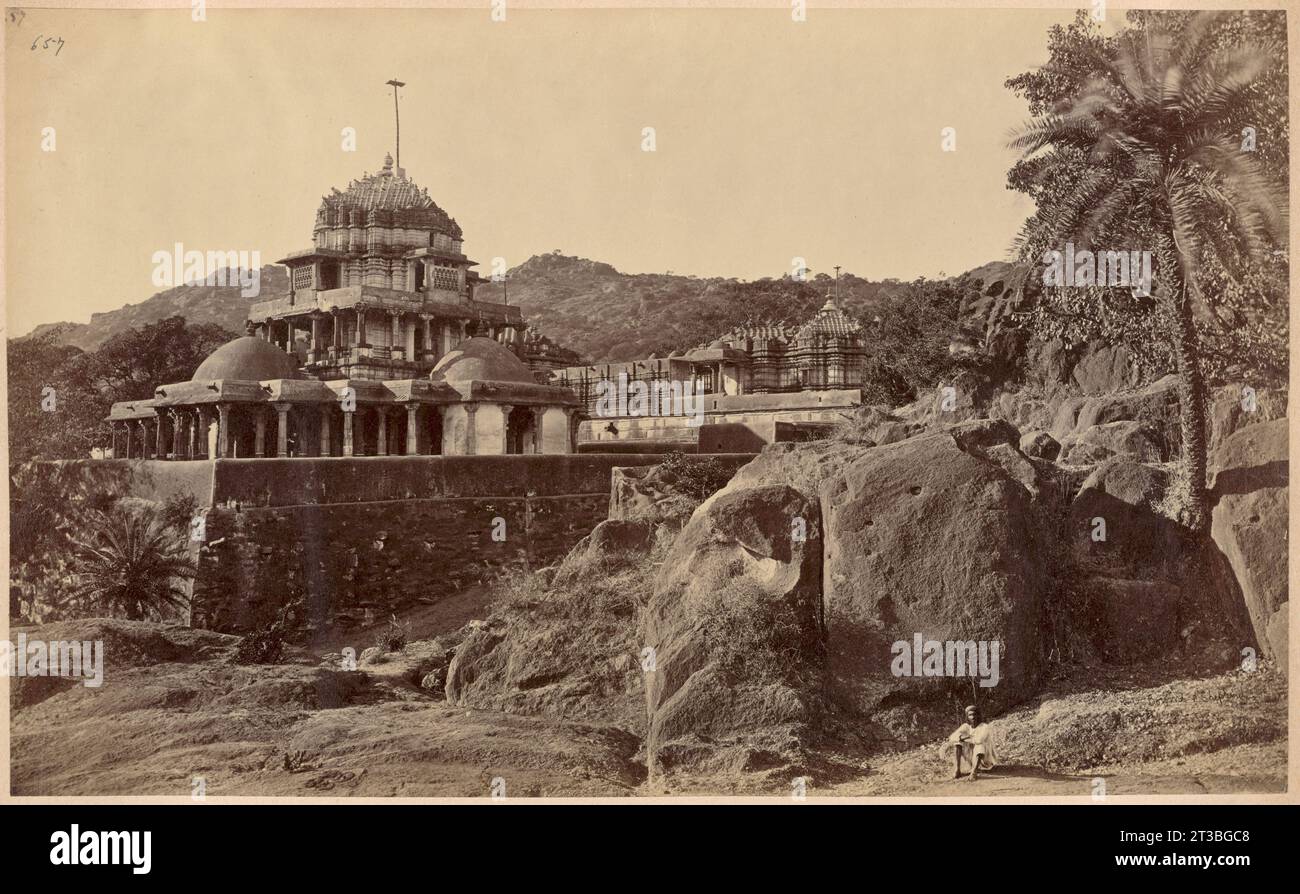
[{"left": 8, "top": 599, "right": 1288, "bottom": 799}]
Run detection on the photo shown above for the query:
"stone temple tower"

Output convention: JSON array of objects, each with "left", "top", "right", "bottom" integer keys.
[{"left": 248, "top": 153, "right": 527, "bottom": 381}]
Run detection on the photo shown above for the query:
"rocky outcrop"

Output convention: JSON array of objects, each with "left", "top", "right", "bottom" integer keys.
[
  {"left": 1058, "top": 420, "right": 1166, "bottom": 465},
  {"left": 1209, "top": 419, "right": 1288, "bottom": 666},
  {"left": 642, "top": 485, "right": 824, "bottom": 775}
]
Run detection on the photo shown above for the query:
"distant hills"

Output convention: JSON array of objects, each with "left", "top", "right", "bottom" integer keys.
[
  {"left": 18, "top": 254, "right": 1014, "bottom": 364},
  {"left": 24, "top": 267, "right": 291, "bottom": 352}
]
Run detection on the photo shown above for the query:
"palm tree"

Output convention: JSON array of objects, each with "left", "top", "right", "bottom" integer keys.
[
  {"left": 1008, "top": 12, "right": 1287, "bottom": 532},
  {"left": 71, "top": 503, "right": 195, "bottom": 620}
]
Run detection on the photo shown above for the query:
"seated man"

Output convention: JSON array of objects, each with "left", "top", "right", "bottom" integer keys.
[{"left": 943, "top": 704, "right": 998, "bottom": 780}]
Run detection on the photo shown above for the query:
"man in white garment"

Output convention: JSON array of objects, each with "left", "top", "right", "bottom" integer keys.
[{"left": 944, "top": 704, "right": 998, "bottom": 780}]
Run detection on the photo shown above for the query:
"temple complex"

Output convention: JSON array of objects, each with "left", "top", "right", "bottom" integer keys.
[
  {"left": 105, "top": 155, "right": 581, "bottom": 459},
  {"left": 551, "top": 282, "right": 867, "bottom": 452}
]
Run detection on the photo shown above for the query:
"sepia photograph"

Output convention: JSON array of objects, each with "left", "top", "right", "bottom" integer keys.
[{"left": 1, "top": 0, "right": 1295, "bottom": 860}]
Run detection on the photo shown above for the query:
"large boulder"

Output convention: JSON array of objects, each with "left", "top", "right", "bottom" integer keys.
[
  {"left": 1208, "top": 384, "right": 1288, "bottom": 450},
  {"left": 642, "top": 484, "right": 824, "bottom": 775},
  {"left": 820, "top": 428, "right": 1048, "bottom": 716},
  {"left": 1209, "top": 419, "right": 1288, "bottom": 665},
  {"left": 1066, "top": 460, "right": 1180, "bottom": 577}
]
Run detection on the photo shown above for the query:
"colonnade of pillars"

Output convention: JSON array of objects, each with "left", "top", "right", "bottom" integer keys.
[
  {"left": 259, "top": 309, "right": 528, "bottom": 362},
  {"left": 111, "top": 405, "right": 579, "bottom": 459},
  {"left": 109, "top": 403, "right": 580, "bottom": 459}
]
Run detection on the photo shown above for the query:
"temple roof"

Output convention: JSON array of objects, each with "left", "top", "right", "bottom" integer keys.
[
  {"left": 318, "top": 154, "right": 463, "bottom": 239},
  {"left": 796, "top": 296, "right": 862, "bottom": 340},
  {"left": 191, "top": 336, "right": 303, "bottom": 383}
]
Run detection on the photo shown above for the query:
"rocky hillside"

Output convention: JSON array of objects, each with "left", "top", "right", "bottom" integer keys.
[
  {"left": 477, "top": 252, "right": 913, "bottom": 362},
  {"left": 20, "top": 253, "right": 927, "bottom": 364}
]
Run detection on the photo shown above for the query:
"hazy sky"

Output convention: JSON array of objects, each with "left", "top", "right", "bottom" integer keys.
[{"left": 4, "top": 6, "right": 1087, "bottom": 336}]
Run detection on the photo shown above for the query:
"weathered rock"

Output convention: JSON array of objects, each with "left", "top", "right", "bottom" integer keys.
[
  {"left": 1050, "top": 396, "right": 1088, "bottom": 441},
  {"left": 443, "top": 624, "right": 507, "bottom": 703},
  {"left": 1019, "top": 430, "right": 1061, "bottom": 461},
  {"left": 1059, "top": 421, "right": 1166, "bottom": 465},
  {"left": 643, "top": 484, "right": 824, "bottom": 773},
  {"left": 945, "top": 417, "right": 1021, "bottom": 453},
  {"left": 1070, "top": 341, "right": 1139, "bottom": 394},
  {"left": 1208, "top": 384, "right": 1288, "bottom": 451},
  {"left": 1209, "top": 419, "right": 1288, "bottom": 666},
  {"left": 1066, "top": 460, "right": 1180, "bottom": 578},
  {"left": 820, "top": 429, "right": 1048, "bottom": 715}
]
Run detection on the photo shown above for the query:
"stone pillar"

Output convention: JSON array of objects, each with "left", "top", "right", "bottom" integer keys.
[
  {"left": 405, "top": 403, "right": 420, "bottom": 455},
  {"left": 332, "top": 310, "right": 341, "bottom": 349},
  {"left": 376, "top": 408, "right": 389, "bottom": 456},
  {"left": 171, "top": 411, "right": 184, "bottom": 458},
  {"left": 198, "top": 408, "right": 211, "bottom": 458},
  {"left": 342, "top": 409, "right": 354, "bottom": 457},
  {"left": 155, "top": 415, "right": 168, "bottom": 459},
  {"left": 190, "top": 410, "right": 201, "bottom": 458},
  {"left": 356, "top": 308, "right": 366, "bottom": 346},
  {"left": 217, "top": 403, "right": 232, "bottom": 458},
  {"left": 255, "top": 410, "right": 267, "bottom": 457},
  {"left": 319, "top": 407, "right": 332, "bottom": 457},
  {"left": 275, "top": 402, "right": 291, "bottom": 456},
  {"left": 464, "top": 403, "right": 478, "bottom": 454},
  {"left": 567, "top": 408, "right": 579, "bottom": 454},
  {"left": 311, "top": 315, "right": 322, "bottom": 356},
  {"left": 422, "top": 316, "right": 434, "bottom": 358},
  {"left": 500, "top": 404, "right": 514, "bottom": 454},
  {"left": 532, "top": 407, "right": 546, "bottom": 454},
  {"left": 391, "top": 312, "right": 401, "bottom": 352}
]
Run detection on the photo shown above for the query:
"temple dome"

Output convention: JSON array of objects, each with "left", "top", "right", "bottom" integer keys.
[
  {"left": 192, "top": 336, "right": 302, "bottom": 382},
  {"left": 431, "top": 337, "right": 535, "bottom": 384}
]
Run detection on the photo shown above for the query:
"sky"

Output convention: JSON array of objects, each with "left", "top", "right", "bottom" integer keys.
[{"left": 4, "top": 6, "right": 1085, "bottom": 337}]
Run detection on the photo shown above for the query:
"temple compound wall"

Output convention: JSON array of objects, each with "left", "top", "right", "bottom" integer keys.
[
  {"left": 578, "top": 389, "right": 860, "bottom": 453},
  {"left": 194, "top": 453, "right": 752, "bottom": 633}
]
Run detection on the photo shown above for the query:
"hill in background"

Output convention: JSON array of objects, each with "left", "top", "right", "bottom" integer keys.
[{"left": 18, "top": 254, "right": 1004, "bottom": 364}]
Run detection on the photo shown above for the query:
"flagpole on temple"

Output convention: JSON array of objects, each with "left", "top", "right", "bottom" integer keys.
[{"left": 386, "top": 78, "right": 406, "bottom": 170}]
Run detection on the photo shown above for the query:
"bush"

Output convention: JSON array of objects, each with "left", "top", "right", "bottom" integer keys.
[
  {"left": 658, "top": 453, "right": 734, "bottom": 500},
  {"left": 689, "top": 572, "right": 820, "bottom": 685},
  {"left": 375, "top": 614, "right": 409, "bottom": 653},
  {"left": 235, "top": 622, "right": 287, "bottom": 665},
  {"left": 233, "top": 602, "right": 297, "bottom": 664}
]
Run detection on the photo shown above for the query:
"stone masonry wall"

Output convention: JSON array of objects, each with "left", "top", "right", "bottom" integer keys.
[{"left": 190, "top": 454, "right": 743, "bottom": 634}]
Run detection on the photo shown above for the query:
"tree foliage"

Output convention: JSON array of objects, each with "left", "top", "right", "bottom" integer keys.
[
  {"left": 1007, "top": 10, "right": 1288, "bottom": 530},
  {"left": 69, "top": 503, "right": 195, "bottom": 621},
  {"left": 6, "top": 316, "right": 238, "bottom": 466},
  {"left": 1006, "top": 9, "right": 1289, "bottom": 390}
]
